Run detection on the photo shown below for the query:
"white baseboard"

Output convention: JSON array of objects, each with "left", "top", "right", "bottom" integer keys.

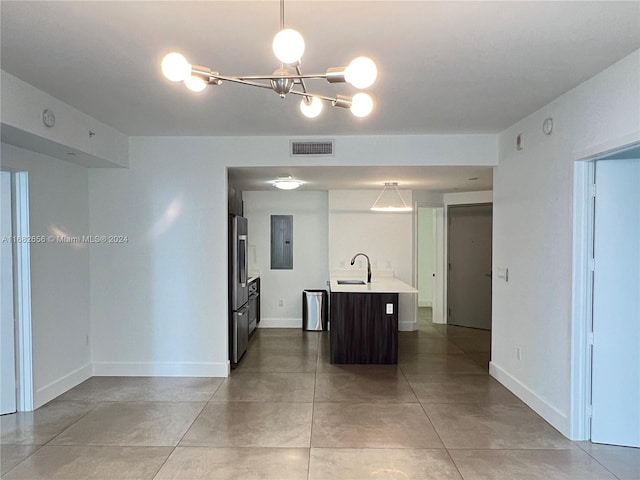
[
  {"left": 258, "top": 317, "right": 302, "bottom": 328},
  {"left": 92, "top": 361, "right": 229, "bottom": 377},
  {"left": 399, "top": 321, "right": 417, "bottom": 332},
  {"left": 418, "top": 300, "right": 433, "bottom": 308},
  {"left": 489, "top": 361, "right": 570, "bottom": 438},
  {"left": 34, "top": 363, "right": 92, "bottom": 408}
]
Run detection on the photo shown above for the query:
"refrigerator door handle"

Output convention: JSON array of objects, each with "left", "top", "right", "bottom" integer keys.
[{"left": 239, "top": 234, "right": 248, "bottom": 287}]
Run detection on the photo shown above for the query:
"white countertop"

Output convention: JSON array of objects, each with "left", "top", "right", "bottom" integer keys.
[{"left": 329, "top": 275, "right": 417, "bottom": 294}]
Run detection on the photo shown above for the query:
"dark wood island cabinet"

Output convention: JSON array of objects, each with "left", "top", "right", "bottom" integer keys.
[{"left": 330, "top": 291, "right": 399, "bottom": 364}]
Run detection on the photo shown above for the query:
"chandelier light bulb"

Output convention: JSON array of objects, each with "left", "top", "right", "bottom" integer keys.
[
  {"left": 350, "top": 92, "right": 374, "bottom": 117},
  {"left": 345, "top": 56, "right": 377, "bottom": 89},
  {"left": 184, "top": 75, "right": 207, "bottom": 92},
  {"left": 300, "top": 96, "right": 323, "bottom": 118},
  {"left": 272, "top": 28, "right": 305, "bottom": 64},
  {"left": 161, "top": 52, "right": 192, "bottom": 82}
]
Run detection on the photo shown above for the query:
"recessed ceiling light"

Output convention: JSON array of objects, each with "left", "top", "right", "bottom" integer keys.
[{"left": 272, "top": 176, "right": 303, "bottom": 190}]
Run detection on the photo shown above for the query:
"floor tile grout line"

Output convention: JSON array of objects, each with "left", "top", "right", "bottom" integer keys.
[
  {"left": 406, "top": 311, "right": 480, "bottom": 480},
  {"left": 573, "top": 443, "right": 625, "bottom": 480},
  {"left": 307, "top": 331, "right": 321, "bottom": 480},
  {"left": 149, "top": 396, "right": 212, "bottom": 479},
  {"left": 0, "top": 444, "right": 45, "bottom": 478}
]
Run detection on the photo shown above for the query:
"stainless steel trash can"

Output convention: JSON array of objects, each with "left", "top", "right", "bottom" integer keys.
[{"left": 302, "top": 289, "right": 328, "bottom": 331}]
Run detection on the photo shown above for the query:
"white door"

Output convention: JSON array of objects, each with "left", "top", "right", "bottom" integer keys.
[
  {"left": 1, "top": 171, "right": 17, "bottom": 415},
  {"left": 591, "top": 158, "right": 640, "bottom": 447}
]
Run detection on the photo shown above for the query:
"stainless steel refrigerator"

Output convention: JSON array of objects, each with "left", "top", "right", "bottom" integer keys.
[{"left": 229, "top": 215, "right": 249, "bottom": 366}]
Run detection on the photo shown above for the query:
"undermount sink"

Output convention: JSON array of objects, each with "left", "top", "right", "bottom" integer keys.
[{"left": 337, "top": 279, "right": 366, "bottom": 285}]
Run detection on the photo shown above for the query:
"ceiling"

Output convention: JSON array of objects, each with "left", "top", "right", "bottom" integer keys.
[
  {"left": 228, "top": 165, "right": 493, "bottom": 192},
  {"left": 1, "top": 1, "right": 638, "bottom": 193}
]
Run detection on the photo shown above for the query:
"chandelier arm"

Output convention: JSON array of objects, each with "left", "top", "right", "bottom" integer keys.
[
  {"left": 232, "top": 73, "right": 332, "bottom": 81},
  {"left": 287, "top": 90, "right": 339, "bottom": 103},
  {"left": 199, "top": 70, "right": 352, "bottom": 107},
  {"left": 295, "top": 65, "right": 312, "bottom": 104},
  {"left": 209, "top": 74, "right": 274, "bottom": 90}
]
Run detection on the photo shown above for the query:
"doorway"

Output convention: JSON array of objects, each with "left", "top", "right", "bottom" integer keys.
[
  {"left": 571, "top": 141, "right": 639, "bottom": 445},
  {"left": 0, "top": 170, "right": 33, "bottom": 413},
  {"left": 417, "top": 207, "right": 445, "bottom": 324},
  {"left": 447, "top": 204, "right": 493, "bottom": 330},
  {"left": 590, "top": 156, "right": 639, "bottom": 447}
]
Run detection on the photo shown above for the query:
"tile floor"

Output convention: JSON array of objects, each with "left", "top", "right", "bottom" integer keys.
[{"left": 1, "top": 308, "right": 638, "bottom": 479}]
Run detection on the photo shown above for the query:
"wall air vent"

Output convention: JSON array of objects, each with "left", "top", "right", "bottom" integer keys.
[{"left": 290, "top": 140, "right": 334, "bottom": 157}]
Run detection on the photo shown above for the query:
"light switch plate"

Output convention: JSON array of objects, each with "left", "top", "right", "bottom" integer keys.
[
  {"left": 386, "top": 303, "right": 393, "bottom": 314},
  {"left": 497, "top": 267, "right": 509, "bottom": 282}
]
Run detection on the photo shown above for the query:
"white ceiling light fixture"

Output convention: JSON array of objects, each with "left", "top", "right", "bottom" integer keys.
[
  {"left": 370, "top": 182, "right": 413, "bottom": 212},
  {"left": 160, "top": 0, "right": 377, "bottom": 119},
  {"left": 272, "top": 176, "right": 304, "bottom": 190}
]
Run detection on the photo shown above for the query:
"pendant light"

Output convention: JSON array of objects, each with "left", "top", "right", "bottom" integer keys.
[{"left": 370, "top": 182, "right": 413, "bottom": 212}]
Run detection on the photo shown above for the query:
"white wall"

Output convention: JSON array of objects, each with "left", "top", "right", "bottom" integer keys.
[
  {"left": 87, "top": 135, "right": 494, "bottom": 376},
  {"left": 1, "top": 143, "right": 91, "bottom": 408},
  {"left": 243, "top": 190, "right": 329, "bottom": 328},
  {"left": 491, "top": 50, "right": 640, "bottom": 438},
  {"left": 88, "top": 143, "right": 228, "bottom": 377},
  {"left": 328, "top": 190, "right": 413, "bottom": 277},
  {"left": 417, "top": 208, "right": 435, "bottom": 307},
  {"left": 328, "top": 190, "right": 417, "bottom": 329},
  {"left": 1, "top": 71, "right": 128, "bottom": 168}
]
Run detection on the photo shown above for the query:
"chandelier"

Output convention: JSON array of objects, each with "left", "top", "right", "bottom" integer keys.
[{"left": 160, "top": 0, "right": 378, "bottom": 118}]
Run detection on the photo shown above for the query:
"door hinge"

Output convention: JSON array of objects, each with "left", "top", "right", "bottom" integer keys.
[
  {"left": 586, "top": 404, "right": 593, "bottom": 418},
  {"left": 587, "top": 332, "right": 594, "bottom": 345},
  {"left": 590, "top": 183, "right": 596, "bottom": 197},
  {"left": 589, "top": 258, "right": 595, "bottom": 272}
]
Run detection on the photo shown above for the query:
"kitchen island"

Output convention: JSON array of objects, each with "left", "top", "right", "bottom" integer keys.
[{"left": 329, "top": 275, "right": 417, "bottom": 364}]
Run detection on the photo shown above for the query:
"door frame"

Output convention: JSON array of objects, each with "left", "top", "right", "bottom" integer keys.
[
  {"left": 570, "top": 138, "right": 639, "bottom": 440},
  {"left": 9, "top": 171, "right": 34, "bottom": 412},
  {"left": 414, "top": 205, "right": 445, "bottom": 324}
]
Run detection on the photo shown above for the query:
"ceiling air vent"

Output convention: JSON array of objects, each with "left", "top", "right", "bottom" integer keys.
[{"left": 290, "top": 140, "right": 334, "bottom": 157}]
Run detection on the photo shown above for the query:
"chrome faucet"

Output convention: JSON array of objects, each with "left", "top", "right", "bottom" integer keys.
[{"left": 350, "top": 252, "right": 372, "bottom": 283}]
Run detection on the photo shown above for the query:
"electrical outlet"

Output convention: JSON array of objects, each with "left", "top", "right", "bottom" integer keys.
[
  {"left": 516, "top": 347, "right": 521, "bottom": 361},
  {"left": 278, "top": 299, "right": 284, "bottom": 307},
  {"left": 386, "top": 303, "right": 394, "bottom": 314}
]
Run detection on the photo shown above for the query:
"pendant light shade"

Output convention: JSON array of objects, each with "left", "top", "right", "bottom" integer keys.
[{"left": 370, "top": 182, "right": 412, "bottom": 212}]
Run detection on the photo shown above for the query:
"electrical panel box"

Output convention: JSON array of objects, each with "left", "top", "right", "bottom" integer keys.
[{"left": 271, "top": 215, "right": 293, "bottom": 270}]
